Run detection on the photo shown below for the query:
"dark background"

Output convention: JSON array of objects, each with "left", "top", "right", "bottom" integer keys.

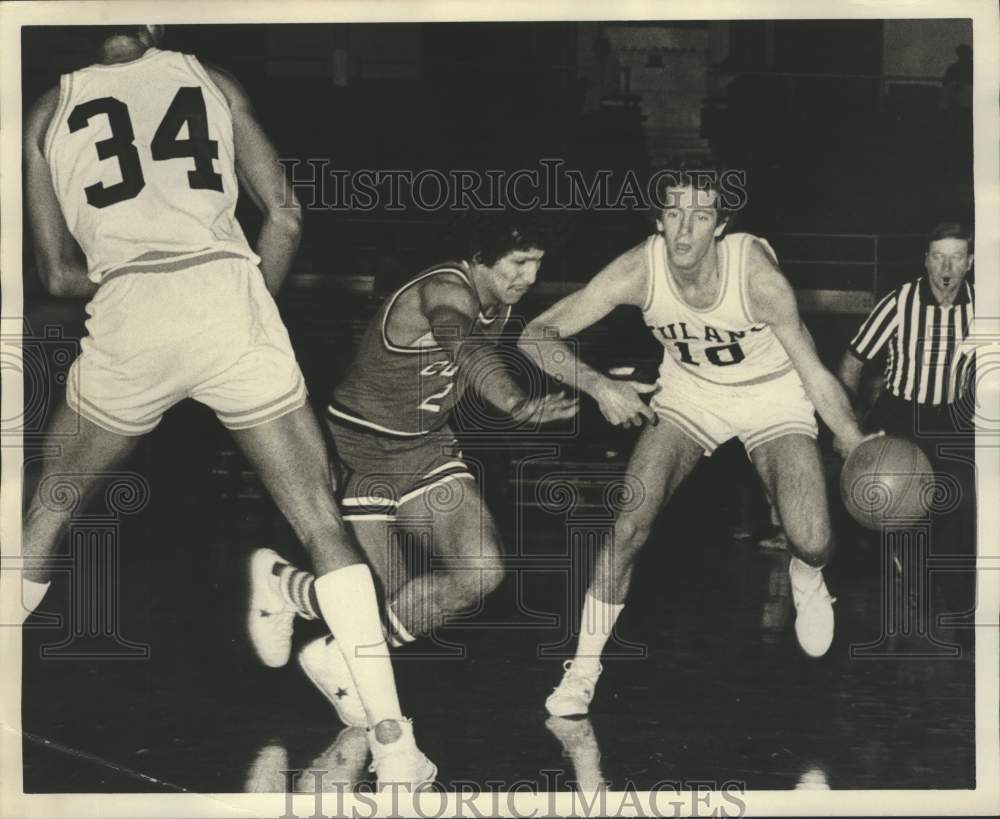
[
  {"left": 22, "top": 20, "right": 973, "bottom": 298},
  {"left": 19, "top": 19, "right": 977, "bottom": 793}
]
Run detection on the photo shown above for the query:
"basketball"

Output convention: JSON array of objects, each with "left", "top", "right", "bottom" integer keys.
[{"left": 839, "top": 436, "right": 934, "bottom": 530}]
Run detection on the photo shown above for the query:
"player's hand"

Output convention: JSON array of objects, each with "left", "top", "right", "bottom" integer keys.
[
  {"left": 592, "top": 377, "right": 658, "bottom": 428},
  {"left": 511, "top": 391, "right": 579, "bottom": 426},
  {"left": 834, "top": 429, "right": 884, "bottom": 459}
]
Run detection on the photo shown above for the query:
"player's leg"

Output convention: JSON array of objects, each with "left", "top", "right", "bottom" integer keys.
[
  {"left": 349, "top": 520, "right": 410, "bottom": 600},
  {"left": 295, "top": 516, "right": 403, "bottom": 731},
  {"left": 594, "top": 420, "right": 704, "bottom": 604},
  {"left": 389, "top": 475, "right": 505, "bottom": 640},
  {"left": 19, "top": 402, "right": 143, "bottom": 623},
  {"left": 750, "top": 433, "right": 836, "bottom": 657},
  {"left": 751, "top": 433, "right": 833, "bottom": 567},
  {"left": 546, "top": 418, "right": 704, "bottom": 716},
  {"left": 291, "top": 479, "right": 501, "bottom": 724},
  {"left": 291, "top": 423, "right": 414, "bottom": 732},
  {"left": 230, "top": 406, "right": 433, "bottom": 783}
]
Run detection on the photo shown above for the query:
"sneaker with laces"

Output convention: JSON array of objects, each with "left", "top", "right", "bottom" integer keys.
[
  {"left": 247, "top": 548, "right": 296, "bottom": 668},
  {"left": 789, "top": 557, "right": 835, "bottom": 657},
  {"left": 298, "top": 635, "right": 368, "bottom": 728},
  {"left": 367, "top": 718, "right": 436, "bottom": 791},
  {"left": 545, "top": 660, "right": 602, "bottom": 717}
]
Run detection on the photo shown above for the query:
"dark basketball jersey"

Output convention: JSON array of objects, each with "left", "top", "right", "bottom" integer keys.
[{"left": 330, "top": 263, "right": 511, "bottom": 436}]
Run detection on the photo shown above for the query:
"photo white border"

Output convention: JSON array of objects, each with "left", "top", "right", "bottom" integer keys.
[{"left": 1, "top": 0, "right": 997, "bottom": 816}]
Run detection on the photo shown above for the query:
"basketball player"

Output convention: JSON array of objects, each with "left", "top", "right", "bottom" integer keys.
[
  {"left": 248, "top": 213, "right": 578, "bottom": 728},
  {"left": 21, "top": 25, "right": 432, "bottom": 785},
  {"left": 518, "top": 163, "right": 872, "bottom": 716}
]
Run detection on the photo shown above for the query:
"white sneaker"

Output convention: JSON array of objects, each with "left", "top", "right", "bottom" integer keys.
[
  {"left": 789, "top": 557, "right": 836, "bottom": 658},
  {"left": 247, "top": 548, "right": 296, "bottom": 668},
  {"left": 367, "top": 718, "right": 436, "bottom": 791},
  {"left": 298, "top": 635, "right": 369, "bottom": 729},
  {"left": 545, "top": 660, "right": 602, "bottom": 717}
]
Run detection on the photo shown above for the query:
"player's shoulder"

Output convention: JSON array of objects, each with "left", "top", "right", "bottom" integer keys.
[
  {"left": 723, "top": 231, "right": 778, "bottom": 269},
  {"left": 584, "top": 239, "right": 652, "bottom": 308},
  {"left": 417, "top": 266, "right": 478, "bottom": 315},
  {"left": 739, "top": 235, "right": 785, "bottom": 286},
  {"left": 741, "top": 235, "right": 795, "bottom": 318},
  {"left": 24, "top": 85, "right": 61, "bottom": 150},
  {"left": 198, "top": 61, "right": 249, "bottom": 110},
  {"left": 617, "top": 240, "right": 651, "bottom": 274}
]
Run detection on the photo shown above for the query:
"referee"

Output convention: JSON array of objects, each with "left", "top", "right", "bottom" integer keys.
[{"left": 838, "top": 221, "right": 976, "bottom": 610}]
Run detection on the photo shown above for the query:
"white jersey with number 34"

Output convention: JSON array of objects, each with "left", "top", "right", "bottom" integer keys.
[{"left": 44, "top": 48, "right": 258, "bottom": 283}]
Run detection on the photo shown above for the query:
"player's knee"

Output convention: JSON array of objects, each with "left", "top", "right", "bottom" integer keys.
[
  {"left": 614, "top": 516, "right": 651, "bottom": 554},
  {"left": 21, "top": 497, "right": 70, "bottom": 554},
  {"left": 788, "top": 519, "right": 834, "bottom": 567},
  {"left": 453, "top": 556, "right": 506, "bottom": 607},
  {"left": 478, "top": 558, "right": 507, "bottom": 597}
]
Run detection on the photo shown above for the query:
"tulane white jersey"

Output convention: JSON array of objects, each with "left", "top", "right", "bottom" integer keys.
[
  {"left": 642, "top": 232, "right": 794, "bottom": 386},
  {"left": 44, "top": 48, "right": 258, "bottom": 283}
]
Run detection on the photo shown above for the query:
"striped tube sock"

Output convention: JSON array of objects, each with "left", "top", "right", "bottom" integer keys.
[{"left": 272, "top": 562, "right": 320, "bottom": 620}]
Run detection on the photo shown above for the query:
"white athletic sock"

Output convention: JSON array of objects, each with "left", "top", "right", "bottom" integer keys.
[
  {"left": 18, "top": 578, "right": 51, "bottom": 626},
  {"left": 313, "top": 564, "right": 403, "bottom": 727},
  {"left": 572, "top": 592, "right": 624, "bottom": 675}
]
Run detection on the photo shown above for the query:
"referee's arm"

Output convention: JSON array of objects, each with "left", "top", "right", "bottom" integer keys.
[{"left": 838, "top": 290, "right": 898, "bottom": 414}]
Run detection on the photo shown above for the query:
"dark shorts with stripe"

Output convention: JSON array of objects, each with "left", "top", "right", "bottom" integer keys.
[{"left": 325, "top": 410, "right": 475, "bottom": 521}]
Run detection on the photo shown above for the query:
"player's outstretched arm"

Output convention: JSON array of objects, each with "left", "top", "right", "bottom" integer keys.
[
  {"left": 24, "top": 87, "right": 97, "bottom": 299},
  {"left": 205, "top": 66, "right": 302, "bottom": 296},
  {"left": 746, "top": 241, "right": 866, "bottom": 457},
  {"left": 519, "top": 245, "right": 656, "bottom": 427},
  {"left": 421, "top": 277, "right": 577, "bottom": 425},
  {"left": 837, "top": 350, "right": 864, "bottom": 398},
  {"left": 837, "top": 350, "right": 884, "bottom": 420}
]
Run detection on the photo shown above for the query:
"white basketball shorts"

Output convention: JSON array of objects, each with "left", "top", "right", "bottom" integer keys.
[
  {"left": 66, "top": 256, "right": 307, "bottom": 435},
  {"left": 650, "top": 362, "right": 818, "bottom": 456}
]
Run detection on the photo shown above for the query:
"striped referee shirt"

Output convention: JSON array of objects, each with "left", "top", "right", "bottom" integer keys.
[{"left": 849, "top": 276, "right": 975, "bottom": 406}]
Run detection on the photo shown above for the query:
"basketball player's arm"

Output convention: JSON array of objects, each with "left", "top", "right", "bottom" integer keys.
[
  {"left": 837, "top": 350, "right": 864, "bottom": 398},
  {"left": 519, "top": 244, "right": 657, "bottom": 427},
  {"left": 837, "top": 349, "right": 884, "bottom": 420},
  {"left": 206, "top": 66, "right": 302, "bottom": 295},
  {"left": 421, "top": 278, "right": 577, "bottom": 424},
  {"left": 746, "top": 242, "right": 868, "bottom": 457},
  {"left": 23, "top": 88, "right": 97, "bottom": 299}
]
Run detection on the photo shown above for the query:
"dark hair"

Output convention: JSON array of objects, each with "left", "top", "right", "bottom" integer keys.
[
  {"left": 75, "top": 25, "right": 157, "bottom": 57},
  {"left": 447, "top": 210, "right": 563, "bottom": 266},
  {"left": 649, "top": 156, "right": 739, "bottom": 228},
  {"left": 927, "top": 221, "right": 974, "bottom": 252}
]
